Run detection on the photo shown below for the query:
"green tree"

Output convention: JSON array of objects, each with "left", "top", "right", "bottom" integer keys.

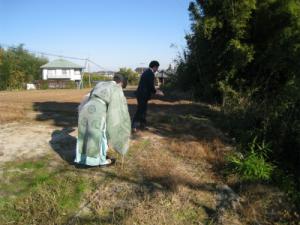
[
  {"left": 176, "top": 0, "right": 300, "bottom": 186},
  {"left": 117, "top": 68, "right": 139, "bottom": 85},
  {"left": 82, "top": 72, "right": 112, "bottom": 88},
  {"left": 0, "top": 44, "right": 48, "bottom": 90}
]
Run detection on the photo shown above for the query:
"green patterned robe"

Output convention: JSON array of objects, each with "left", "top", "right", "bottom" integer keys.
[{"left": 75, "top": 81, "right": 131, "bottom": 166}]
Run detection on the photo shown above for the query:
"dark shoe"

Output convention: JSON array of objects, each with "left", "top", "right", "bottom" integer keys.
[
  {"left": 140, "top": 123, "right": 147, "bottom": 130},
  {"left": 132, "top": 122, "right": 139, "bottom": 133},
  {"left": 132, "top": 121, "right": 139, "bottom": 129},
  {"left": 74, "top": 164, "right": 94, "bottom": 169}
]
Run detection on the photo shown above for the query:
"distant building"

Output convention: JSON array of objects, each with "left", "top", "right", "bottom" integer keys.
[
  {"left": 155, "top": 70, "right": 169, "bottom": 86},
  {"left": 155, "top": 65, "right": 175, "bottom": 86},
  {"left": 40, "top": 59, "right": 84, "bottom": 88},
  {"left": 41, "top": 59, "right": 84, "bottom": 81}
]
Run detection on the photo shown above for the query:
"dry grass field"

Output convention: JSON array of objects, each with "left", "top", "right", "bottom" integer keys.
[
  {"left": 0, "top": 88, "right": 297, "bottom": 225},
  {"left": 0, "top": 89, "right": 90, "bottom": 123}
]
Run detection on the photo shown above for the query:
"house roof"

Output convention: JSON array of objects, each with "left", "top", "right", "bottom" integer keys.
[{"left": 40, "top": 59, "right": 84, "bottom": 69}]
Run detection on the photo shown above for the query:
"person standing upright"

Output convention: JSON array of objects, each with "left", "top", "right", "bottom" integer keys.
[{"left": 132, "top": 60, "right": 164, "bottom": 131}]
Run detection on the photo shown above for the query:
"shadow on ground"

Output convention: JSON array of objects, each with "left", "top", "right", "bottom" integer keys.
[
  {"left": 33, "top": 101, "right": 78, "bottom": 127},
  {"left": 49, "top": 128, "right": 77, "bottom": 164},
  {"left": 33, "top": 89, "right": 228, "bottom": 166}
]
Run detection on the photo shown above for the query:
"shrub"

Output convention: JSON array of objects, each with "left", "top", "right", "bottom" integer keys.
[
  {"left": 35, "top": 80, "right": 78, "bottom": 89},
  {"left": 0, "top": 44, "right": 48, "bottom": 90},
  {"left": 82, "top": 73, "right": 112, "bottom": 87},
  {"left": 227, "top": 137, "right": 275, "bottom": 182},
  {"left": 117, "top": 68, "right": 139, "bottom": 85}
]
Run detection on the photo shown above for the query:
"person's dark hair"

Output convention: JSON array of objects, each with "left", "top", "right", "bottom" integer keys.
[
  {"left": 149, "top": 60, "right": 160, "bottom": 68},
  {"left": 113, "top": 73, "right": 127, "bottom": 88}
]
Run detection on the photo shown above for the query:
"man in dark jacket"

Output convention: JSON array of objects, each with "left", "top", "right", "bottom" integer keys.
[{"left": 132, "top": 60, "right": 163, "bottom": 131}]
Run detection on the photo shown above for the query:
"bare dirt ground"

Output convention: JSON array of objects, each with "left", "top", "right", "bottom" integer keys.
[
  {"left": 0, "top": 122, "right": 53, "bottom": 163},
  {"left": 0, "top": 88, "right": 297, "bottom": 225},
  {"left": 0, "top": 89, "right": 89, "bottom": 165}
]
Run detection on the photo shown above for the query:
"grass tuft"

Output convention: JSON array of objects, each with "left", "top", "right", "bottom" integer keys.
[{"left": 0, "top": 158, "right": 90, "bottom": 224}]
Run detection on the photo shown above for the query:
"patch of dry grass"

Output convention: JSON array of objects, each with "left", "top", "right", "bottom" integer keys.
[
  {"left": 0, "top": 89, "right": 90, "bottom": 104},
  {"left": 236, "top": 184, "right": 300, "bottom": 225},
  {"left": 136, "top": 143, "right": 198, "bottom": 192},
  {"left": 164, "top": 137, "right": 229, "bottom": 177},
  {"left": 0, "top": 103, "right": 26, "bottom": 123},
  {"left": 80, "top": 108, "right": 226, "bottom": 224},
  {"left": 0, "top": 89, "right": 90, "bottom": 123},
  {"left": 73, "top": 138, "right": 218, "bottom": 225},
  {"left": 125, "top": 189, "right": 209, "bottom": 225}
]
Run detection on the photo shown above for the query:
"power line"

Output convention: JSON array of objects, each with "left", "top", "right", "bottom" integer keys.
[
  {"left": 35, "top": 52, "right": 87, "bottom": 61},
  {"left": 88, "top": 59, "right": 106, "bottom": 70},
  {"left": 0, "top": 43, "right": 87, "bottom": 60},
  {"left": 0, "top": 43, "right": 108, "bottom": 70}
]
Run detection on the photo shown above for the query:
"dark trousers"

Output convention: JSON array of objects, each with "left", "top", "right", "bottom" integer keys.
[{"left": 132, "top": 96, "right": 148, "bottom": 128}]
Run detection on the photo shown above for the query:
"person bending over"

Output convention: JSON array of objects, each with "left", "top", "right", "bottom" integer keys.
[{"left": 75, "top": 74, "right": 131, "bottom": 167}]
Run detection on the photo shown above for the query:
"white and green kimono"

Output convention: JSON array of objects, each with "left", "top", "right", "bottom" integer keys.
[{"left": 75, "top": 81, "right": 131, "bottom": 166}]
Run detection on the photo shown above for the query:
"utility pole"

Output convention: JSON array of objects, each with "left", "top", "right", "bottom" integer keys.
[
  {"left": 79, "top": 58, "right": 88, "bottom": 89},
  {"left": 88, "top": 58, "right": 91, "bottom": 88}
]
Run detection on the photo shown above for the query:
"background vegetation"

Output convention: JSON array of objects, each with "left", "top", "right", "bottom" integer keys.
[
  {"left": 170, "top": 0, "right": 300, "bottom": 203},
  {"left": 117, "top": 67, "right": 140, "bottom": 85},
  {"left": 82, "top": 67, "right": 139, "bottom": 88},
  {"left": 0, "top": 44, "right": 48, "bottom": 90},
  {"left": 0, "top": 45, "right": 140, "bottom": 90}
]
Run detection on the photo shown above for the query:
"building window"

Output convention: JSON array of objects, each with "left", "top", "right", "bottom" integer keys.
[
  {"left": 75, "top": 69, "right": 81, "bottom": 75},
  {"left": 48, "top": 70, "right": 55, "bottom": 76}
]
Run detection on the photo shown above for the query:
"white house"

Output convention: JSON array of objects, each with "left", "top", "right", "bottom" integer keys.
[
  {"left": 155, "top": 70, "right": 170, "bottom": 86},
  {"left": 40, "top": 59, "right": 84, "bottom": 82}
]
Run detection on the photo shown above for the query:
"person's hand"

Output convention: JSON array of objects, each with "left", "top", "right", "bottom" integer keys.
[{"left": 156, "top": 89, "right": 164, "bottom": 96}]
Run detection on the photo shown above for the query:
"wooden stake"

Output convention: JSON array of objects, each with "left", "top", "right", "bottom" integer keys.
[{"left": 121, "top": 155, "right": 125, "bottom": 170}]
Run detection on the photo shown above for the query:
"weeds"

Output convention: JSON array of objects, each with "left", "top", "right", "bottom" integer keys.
[
  {"left": 226, "top": 137, "right": 275, "bottom": 181},
  {"left": 0, "top": 158, "right": 90, "bottom": 224},
  {"left": 227, "top": 151, "right": 274, "bottom": 181}
]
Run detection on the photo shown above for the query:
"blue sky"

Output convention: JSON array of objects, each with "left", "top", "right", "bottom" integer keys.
[{"left": 0, "top": 0, "right": 191, "bottom": 71}]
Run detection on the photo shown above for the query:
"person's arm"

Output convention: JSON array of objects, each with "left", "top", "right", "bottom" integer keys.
[
  {"left": 147, "top": 72, "right": 156, "bottom": 94},
  {"left": 147, "top": 72, "right": 164, "bottom": 96},
  {"left": 156, "top": 89, "right": 164, "bottom": 96}
]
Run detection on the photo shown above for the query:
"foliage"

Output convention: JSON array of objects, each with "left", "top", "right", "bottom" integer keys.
[
  {"left": 227, "top": 137, "right": 275, "bottom": 181},
  {"left": 0, "top": 158, "right": 89, "bottom": 224},
  {"left": 82, "top": 72, "right": 112, "bottom": 87},
  {"left": 35, "top": 80, "right": 78, "bottom": 89},
  {"left": 117, "top": 67, "right": 139, "bottom": 85},
  {"left": 176, "top": 0, "right": 300, "bottom": 189},
  {"left": 0, "top": 44, "right": 48, "bottom": 90}
]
